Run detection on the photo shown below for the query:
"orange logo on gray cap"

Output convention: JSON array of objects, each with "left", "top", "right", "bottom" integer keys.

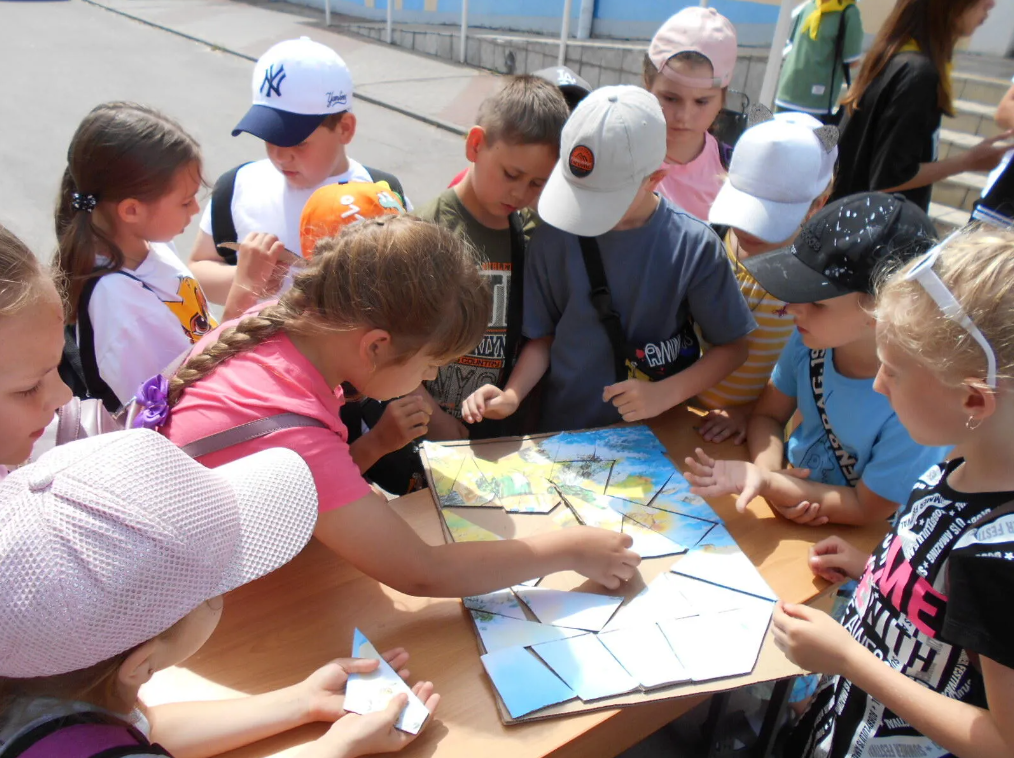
[{"left": 569, "top": 145, "right": 595, "bottom": 178}]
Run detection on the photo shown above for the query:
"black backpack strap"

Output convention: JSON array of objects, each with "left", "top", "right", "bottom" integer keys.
[
  {"left": 501, "top": 211, "right": 527, "bottom": 382},
  {"left": 0, "top": 711, "right": 171, "bottom": 758},
  {"left": 180, "top": 412, "right": 328, "bottom": 459},
  {"left": 577, "top": 236, "right": 627, "bottom": 384},
  {"left": 808, "top": 348, "right": 860, "bottom": 487},
  {"left": 210, "top": 163, "right": 252, "bottom": 265},
  {"left": 76, "top": 276, "right": 123, "bottom": 413},
  {"left": 362, "top": 166, "right": 406, "bottom": 208},
  {"left": 828, "top": 6, "right": 852, "bottom": 114}
]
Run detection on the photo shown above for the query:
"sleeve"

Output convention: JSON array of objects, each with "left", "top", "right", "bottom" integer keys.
[
  {"left": 866, "top": 60, "right": 941, "bottom": 192},
  {"left": 842, "top": 5, "right": 864, "bottom": 63},
  {"left": 942, "top": 512, "right": 1014, "bottom": 670},
  {"left": 860, "top": 415, "right": 941, "bottom": 505},
  {"left": 89, "top": 277, "right": 190, "bottom": 406},
  {"left": 522, "top": 226, "right": 565, "bottom": 340},
  {"left": 198, "top": 199, "right": 213, "bottom": 236},
  {"left": 684, "top": 230, "right": 757, "bottom": 346},
  {"left": 770, "top": 330, "right": 803, "bottom": 398}
]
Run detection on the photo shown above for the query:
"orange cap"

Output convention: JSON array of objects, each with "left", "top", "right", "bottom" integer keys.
[{"left": 299, "top": 181, "right": 405, "bottom": 258}]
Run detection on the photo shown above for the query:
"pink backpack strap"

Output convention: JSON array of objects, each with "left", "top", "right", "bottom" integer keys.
[{"left": 2, "top": 712, "right": 170, "bottom": 758}]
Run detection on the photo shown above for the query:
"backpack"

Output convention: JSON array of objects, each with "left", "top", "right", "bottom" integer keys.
[
  {"left": 0, "top": 711, "right": 170, "bottom": 758},
  {"left": 209, "top": 162, "right": 407, "bottom": 264}
]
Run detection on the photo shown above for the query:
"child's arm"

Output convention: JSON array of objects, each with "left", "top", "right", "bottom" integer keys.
[
  {"left": 414, "top": 385, "right": 468, "bottom": 441},
  {"left": 686, "top": 448, "right": 899, "bottom": 526},
  {"left": 221, "top": 232, "right": 293, "bottom": 321},
  {"left": 188, "top": 230, "right": 238, "bottom": 306},
  {"left": 147, "top": 652, "right": 438, "bottom": 758},
  {"left": 602, "top": 337, "right": 749, "bottom": 422},
  {"left": 747, "top": 382, "right": 795, "bottom": 472},
  {"left": 773, "top": 603, "right": 1014, "bottom": 758},
  {"left": 313, "top": 488, "right": 639, "bottom": 597},
  {"left": 461, "top": 337, "right": 552, "bottom": 424},
  {"left": 348, "top": 395, "right": 431, "bottom": 473}
]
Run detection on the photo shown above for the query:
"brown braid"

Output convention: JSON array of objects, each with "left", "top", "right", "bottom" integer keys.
[{"left": 168, "top": 215, "right": 491, "bottom": 407}]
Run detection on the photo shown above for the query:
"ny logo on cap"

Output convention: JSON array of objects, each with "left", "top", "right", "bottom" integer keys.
[{"left": 261, "top": 64, "right": 286, "bottom": 98}]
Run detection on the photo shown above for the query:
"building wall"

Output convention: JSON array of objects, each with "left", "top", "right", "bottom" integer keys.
[{"left": 293, "top": 0, "right": 1014, "bottom": 58}]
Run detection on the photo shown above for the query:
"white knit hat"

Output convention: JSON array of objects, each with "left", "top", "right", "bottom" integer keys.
[{"left": 0, "top": 429, "right": 318, "bottom": 678}]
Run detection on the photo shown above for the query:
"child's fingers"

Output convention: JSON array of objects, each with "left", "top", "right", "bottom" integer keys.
[
  {"left": 381, "top": 647, "right": 409, "bottom": 667},
  {"left": 601, "top": 382, "right": 628, "bottom": 402},
  {"left": 694, "top": 447, "right": 716, "bottom": 467},
  {"left": 382, "top": 692, "right": 409, "bottom": 721},
  {"left": 733, "top": 428, "right": 747, "bottom": 445}
]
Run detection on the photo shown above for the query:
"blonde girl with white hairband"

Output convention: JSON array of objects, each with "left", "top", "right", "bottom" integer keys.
[{"left": 773, "top": 226, "right": 1014, "bottom": 758}]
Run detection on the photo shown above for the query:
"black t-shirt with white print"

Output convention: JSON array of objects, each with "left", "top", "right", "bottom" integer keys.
[{"left": 790, "top": 459, "right": 1014, "bottom": 758}]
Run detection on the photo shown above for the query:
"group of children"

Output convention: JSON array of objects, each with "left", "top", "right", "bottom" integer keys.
[{"left": 1, "top": 5, "right": 1014, "bottom": 758}]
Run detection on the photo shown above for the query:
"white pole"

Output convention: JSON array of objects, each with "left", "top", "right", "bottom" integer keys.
[
  {"left": 386, "top": 0, "right": 393, "bottom": 44},
  {"left": 325, "top": 0, "right": 331, "bottom": 27},
  {"left": 758, "top": 0, "right": 796, "bottom": 108},
  {"left": 558, "top": 0, "right": 574, "bottom": 65},
  {"left": 459, "top": 0, "right": 468, "bottom": 63}
]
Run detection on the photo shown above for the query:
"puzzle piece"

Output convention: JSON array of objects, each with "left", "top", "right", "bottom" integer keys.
[
  {"left": 481, "top": 646, "right": 577, "bottom": 718},
  {"left": 670, "top": 545, "right": 777, "bottom": 602},
  {"left": 608, "top": 501, "right": 717, "bottom": 550},
  {"left": 470, "top": 610, "right": 585, "bottom": 654},
  {"left": 533, "top": 634, "right": 639, "bottom": 701},
  {"left": 443, "top": 457, "right": 498, "bottom": 507},
  {"left": 345, "top": 629, "right": 431, "bottom": 734},
  {"left": 598, "top": 623, "right": 692, "bottom": 689},
  {"left": 514, "top": 587, "right": 623, "bottom": 632},
  {"left": 421, "top": 441, "right": 466, "bottom": 500},
  {"left": 442, "top": 509, "right": 502, "bottom": 543},
  {"left": 601, "top": 572, "right": 698, "bottom": 632},
  {"left": 464, "top": 588, "right": 527, "bottom": 621},
  {"left": 658, "top": 605, "right": 773, "bottom": 682},
  {"left": 605, "top": 452, "right": 678, "bottom": 504},
  {"left": 622, "top": 517, "right": 686, "bottom": 558},
  {"left": 551, "top": 458, "right": 615, "bottom": 493}
]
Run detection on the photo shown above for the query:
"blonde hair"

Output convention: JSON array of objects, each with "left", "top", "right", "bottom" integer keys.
[
  {"left": 169, "top": 216, "right": 491, "bottom": 406},
  {"left": 0, "top": 225, "right": 48, "bottom": 318},
  {"left": 876, "top": 226, "right": 1014, "bottom": 386}
]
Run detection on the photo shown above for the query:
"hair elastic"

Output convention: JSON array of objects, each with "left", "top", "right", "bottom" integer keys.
[{"left": 71, "top": 192, "right": 98, "bottom": 213}]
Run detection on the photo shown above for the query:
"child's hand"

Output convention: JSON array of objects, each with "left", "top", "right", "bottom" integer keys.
[
  {"left": 235, "top": 232, "right": 291, "bottom": 299},
  {"left": 769, "top": 497, "right": 828, "bottom": 527},
  {"left": 602, "top": 380, "right": 671, "bottom": 422},
  {"left": 564, "top": 527, "right": 641, "bottom": 589},
  {"left": 808, "top": 536, "right": 868, "bottom": 583},
  {"left": 461, "top": 385, "right": 518, "bottom": 424},
  {"left": 697, "top": 405, "right": 750, "bottom": 445},
  {"left": 371, "top": 397, "right": 431, "bottom": 454},
  {"left": 301, "top": 649, "right": 411, "bottom": 723},
  {"left": 772, "top": 601, "right": 860, "bottom": 677},
  {"left": 684, "top": 448, "right": 768, "bottom": 512},
  {"left": 321, "top": 683, "right": 440, "bottom": 756},
  {"left": 963, "top": 130, "right": 1014, "bottom": 172}
]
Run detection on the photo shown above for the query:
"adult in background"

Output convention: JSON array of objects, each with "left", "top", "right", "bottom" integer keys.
[{"left": 832, "top": 0, "right": 1011, "bottom": 212}]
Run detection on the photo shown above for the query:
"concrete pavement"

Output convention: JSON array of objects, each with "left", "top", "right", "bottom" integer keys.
[{"left": 0, "top": 0, "right": 475, "bottom": 260}]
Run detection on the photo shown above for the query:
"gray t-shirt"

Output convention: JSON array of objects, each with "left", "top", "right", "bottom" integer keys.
[{"left": 524, "top": 196, "right": 756, "bottom": 432}]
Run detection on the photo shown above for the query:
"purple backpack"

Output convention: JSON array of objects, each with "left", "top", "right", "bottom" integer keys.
[{"left": 1, "top": 712, "right": 170, "bottom": 758}]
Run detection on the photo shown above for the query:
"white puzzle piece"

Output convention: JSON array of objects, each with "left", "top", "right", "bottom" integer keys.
[
  {"left": 622, "top": 517, "right": 686, "bottom": 558},
  {"left": 345, "top": 628, "right": 431, "bottom": 734},
  {"left": 463, "top": 588, "right": 527, "bottom": 621},
  {"left": 670, "top": 546, "right": 777, "bottom": 601},
  {"left": 514, "top": 586, "right": 623, "bottom": 632},
  {"left": 658, "top": 605, "right": 773, "bottom": 682},
  {"left": 602, "top": 572, "right": 698, "bottom": 632},
  {"left": 532, "top": 634, "right": 639, "bottom": 701},
  {"left": 470, "top": 610, "right": 585, "bottom": 653},
  {"left": 481, "top": 645, "right": 577, "bottom": 718},
  {"left": 598, "top": 623, "right": 691, "bottom": 689}
]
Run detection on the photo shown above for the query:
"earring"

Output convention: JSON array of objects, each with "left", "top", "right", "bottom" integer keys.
[{"left": 966, "top": 415, "right": 983, "bottom": 431}]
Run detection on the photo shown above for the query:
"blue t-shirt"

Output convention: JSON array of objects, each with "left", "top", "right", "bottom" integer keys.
[
  {"left": 524, "top": 196, "right": 756, "bottom": 432},
  {"left": 771, "top": 330, "right": 948, "bottom": 505}
]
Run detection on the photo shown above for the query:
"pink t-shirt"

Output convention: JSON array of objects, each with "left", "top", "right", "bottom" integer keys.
[
  {"left": 656, "top": 132, "right": 726, "bottom": 221},
  {"left": 162, "top": 326, "right": 371, "bottom": 513}
]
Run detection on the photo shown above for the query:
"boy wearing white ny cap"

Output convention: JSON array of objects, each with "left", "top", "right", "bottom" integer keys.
[
  {"left": 187, "top": 37, "right": 408, "bottom": 306},
  {"left": 697, "top": 109, "right": 838, "bottom": 444},
  {"left": 0, "top": 430, "right": 438, "bottom": 757},
  {"left": 461, "top": 86, "right": 755, "bottom": 433}
]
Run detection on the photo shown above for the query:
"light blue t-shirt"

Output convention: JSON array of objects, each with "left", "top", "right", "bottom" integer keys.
[
  {"left": 524, "top": 196, "right": 756, "bottom": 433},
  {"left": 771, "top": 330, "right": 948, "bottom": 505}
]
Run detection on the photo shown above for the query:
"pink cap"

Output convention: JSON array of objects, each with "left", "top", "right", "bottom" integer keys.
[
  {"left": 648, "top": 7, "right": 738, "bottom": 89},
  {"left": 0, "top": 430, "right": 318, "bottom": 678}
]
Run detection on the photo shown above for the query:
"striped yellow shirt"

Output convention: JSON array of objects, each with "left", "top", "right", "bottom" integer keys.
[{"left": 698, "top": 233, "right": 796, "bottom": 408}]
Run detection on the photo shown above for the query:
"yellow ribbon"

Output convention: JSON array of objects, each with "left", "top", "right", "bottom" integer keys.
[
  {"left": 900, "top": 39, "right": 953, "bottom": 105},
  {"left": 800, "top": 0, "right": 856, "bottom": 41}
]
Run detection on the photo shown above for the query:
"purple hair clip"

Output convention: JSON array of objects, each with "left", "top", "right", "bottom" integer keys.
[{"left": 132, "top": 375, "right": 170, "bottom": 430}]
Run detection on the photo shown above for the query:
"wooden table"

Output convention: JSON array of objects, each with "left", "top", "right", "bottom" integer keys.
[{"left": 141, "top": 407, "right": 890, "bottom": 757}]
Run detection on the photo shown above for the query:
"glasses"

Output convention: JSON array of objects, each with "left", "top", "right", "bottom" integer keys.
[{"left": 903, "top": 233, "right": 997, "bottom": 388}]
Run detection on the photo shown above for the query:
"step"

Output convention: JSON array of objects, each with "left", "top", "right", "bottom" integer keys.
[
  {"left": 952, "top": 71, "right": 1012, "bottom": 107},
  {"left": 932, "top": 170, "right": 988, "bottom": 213},
  {"left": 938, "top": 127, "right": 980, "bottom": 160},
  {"left": 928, "top": 201, "right": 969, "bottom": 233},
  {"left": 946, "top": 98, "right": 1002, "bottom": 138}
]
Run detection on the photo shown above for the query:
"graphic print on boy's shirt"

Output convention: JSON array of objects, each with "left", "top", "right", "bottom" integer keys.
[
  {"left": 791, "top": 460, "right": 1014, "bottom": 758},
  {"left": 770, "top": 330, "right": 947, "bottom": 505},
  {"left": 415, "top": 189, "right": 531, "bottom": 423}
]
